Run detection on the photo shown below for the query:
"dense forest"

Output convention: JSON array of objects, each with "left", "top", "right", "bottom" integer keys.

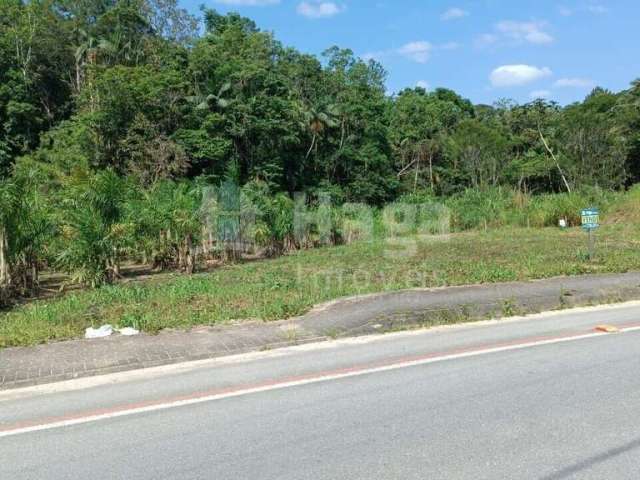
[{"left": 1, "top": 0, "right": 639, "bottom": 300}]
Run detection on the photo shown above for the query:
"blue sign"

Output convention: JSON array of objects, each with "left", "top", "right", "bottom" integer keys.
[{"left": 581, "top": 208, "right": 600, "bottom": 230}]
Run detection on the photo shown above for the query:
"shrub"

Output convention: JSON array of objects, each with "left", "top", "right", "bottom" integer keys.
[
  {"left": 54, "top": 170, "right": 132, "bottom": 286},
  {"left": 526, "top": 188, "right": 618, "bottom": 227},
  {"left": 607, "top": 184, "right": 640, "bottom": 224},
  {"left": 446, "top": 187, "right": 513, "bottom": 231}
]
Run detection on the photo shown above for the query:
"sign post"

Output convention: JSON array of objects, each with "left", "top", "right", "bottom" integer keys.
[{"left": 581, "top": 208, "right": 600, "bottom": 260}]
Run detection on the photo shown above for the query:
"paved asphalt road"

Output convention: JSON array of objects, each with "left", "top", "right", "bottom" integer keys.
[{"left": 2, "top": 303, "right": 640, "bottom": 479}]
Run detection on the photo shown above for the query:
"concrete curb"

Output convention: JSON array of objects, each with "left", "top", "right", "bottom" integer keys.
[{"left": 1, "top": 272, "right": 640, "bottom": 390}]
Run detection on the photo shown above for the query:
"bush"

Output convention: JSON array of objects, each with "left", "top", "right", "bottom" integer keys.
[
  {"left": 607, "top": 184, "right": 640, "bottom": 224},
  {"left": 439, "top": 186, "right": 620, "bottom": 231},
  {"left": 526, "top": 188, "right": 618, "bottom": 227},
  {"left": 446, "top": 187, "right": 513, "bottom": 231},
  {"left": 54, "top": 170, "right": 132, "bottom": 286}
]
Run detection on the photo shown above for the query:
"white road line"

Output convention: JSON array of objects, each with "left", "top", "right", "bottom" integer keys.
[{"left": 2, "top": 325, "right": 639, "bottom": 439}]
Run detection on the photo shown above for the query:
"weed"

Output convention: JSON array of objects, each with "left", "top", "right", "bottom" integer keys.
[
  {"left": 1, "top": 222, "right": 639, "bottom": 347},
  {"left": 325, "top": 328, "right": 340, "bottom": 340},
  {"left": 501, "top": 299, "right": 519, "bottom": 318},
  {"left": 282, "top": 327, "right": 299, "bottom": 343}
]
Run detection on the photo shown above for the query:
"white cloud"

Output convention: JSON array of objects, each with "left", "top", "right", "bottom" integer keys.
[
  {"left": 297, "top": 1, "right": 344, "bottom": 18},
  {"left": 557, "top": 4, "right": 608, "bottom": 16},
  {"left": 554, "top": 77, "right": 595, "bottom": 88},
  {"left": 490, "top": 64, "right": 553, "bottom": 87},
  {"left": 477, "top": 20, "right": 554, "bottom": 48},
  {"left": 558, "top": 5, "right": 573, "bottom": 16},
  {"left": 398, "top": 41, "right": 432, "bottom": 63},
  {"left": 214, "top": 0, "right": 280, "bottom": 4},
  {"left": 362, "top": 51, "right": 385, "bottom": 62},
  {"left": 441, "top": 7, "right": 469, "bottom": 21},
  {"left": 587, "top": 4, "right": 608, "bottom": 14},
  {"left": 364, "top": 41, "right": 458, "bottom": 65},
  {"left": 496, "top": 20, "right": 554, "bottom": 45},
  {"left": 475, "top": 33, "right": 499, "bottom": 48},
  {"left": 439, "top": 41, "right": 461, "bottom": 50},
  {"left": 530, "top": 90, "right": 551, "bottom": 99},
  {"left": 416, "top": 80, "right": 431, "bottom": 90}
]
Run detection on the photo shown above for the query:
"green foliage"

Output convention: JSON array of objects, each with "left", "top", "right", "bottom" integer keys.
[
  {"left": 3, "top": 4, "right": 638, "bottom": 197},
  {"left": 526, "top": 188, "right": 618, "bottom": 227},
  {"left": 3, "top": 220, "right": 640, "bottom": 347},
  {"left": 0, "top": 3, "right": 639, "bottom": 312},
  {"left": 608, "top": 184, "right": 640, "bottom": 224},
  {"left": 240, "top": 181, "right": 295, "bottom": 251},
  {"left": 442, "top": 186, "right": 619, "bottom": 230},
  {"left": 54, "top": 170, "right": 131, "bottom": 287},
  {"left": 446, "top": 188, "right": 514, "bottom": 230},
  {"left": 126, "top": 179, "right": 201, "bottom": 270},
  {"left": 0, "top": 0, "right": 74, "bottom": 175},
  {"left": 0, "top": 169, "right": 54, "bottom": 299},
  {"left": 556, "top": 88, "right": 629, "bottom": 190},
  {"left": 445, "top": 119, "right": 511, "bottom": 189}
]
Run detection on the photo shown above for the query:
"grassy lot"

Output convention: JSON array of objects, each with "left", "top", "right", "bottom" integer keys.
[{"left": 1, "top": 222, "right": 639, "bottom": 348}]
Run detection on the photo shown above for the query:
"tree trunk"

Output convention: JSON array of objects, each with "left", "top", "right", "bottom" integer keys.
[
  {"left": 539, "top": 128, "right": 571, "bottom": 193},
  {"left": 177, "top": 247, "right": 184, "bottom": 270},
  {"left": 31, "top": 260, "right": 38, "bottom": 292},
  {"left": 0, "top": 225, "right": 10, "bottom": 291},
  {"left": 20, "top": 258, "right": 28, "bottom": 294},
  {"left": 184, "top": 235, "right": 194, "bottom": 275},
  {"left": 428, "top": 152, "right": 434, "bottom": 191},
  {"left": 75, "top": 58, "right": 82, "bottom": 93},
  {"left": 112, "top": 259, "right": 121, "bottom": 279},
  {"left": 305, "top": 134, "right": 317, "bottom": 159}
]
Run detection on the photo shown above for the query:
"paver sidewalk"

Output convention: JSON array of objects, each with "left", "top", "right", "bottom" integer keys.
[{"left": 2, "top": 272, "right": 640, "bottom": 390}]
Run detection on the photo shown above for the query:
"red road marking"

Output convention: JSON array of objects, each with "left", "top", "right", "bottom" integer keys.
[{"left": 2, "top": 324, "right": 638, "bottom": 435}]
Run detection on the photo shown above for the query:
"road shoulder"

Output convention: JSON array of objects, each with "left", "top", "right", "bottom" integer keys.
[{"left": 1, "top": 272, "right": 640, "bottom": 390}]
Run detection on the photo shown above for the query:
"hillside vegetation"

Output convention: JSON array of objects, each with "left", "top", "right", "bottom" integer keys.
[
  {"left": 1, "top": 214, "right": 639, "bottom": 348},
  {"left": 0, "top": 2, "right": 639, "bottom": 341}
]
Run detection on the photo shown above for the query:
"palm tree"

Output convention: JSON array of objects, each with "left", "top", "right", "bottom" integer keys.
[
  {"left": 128, "top": 181, "right": 201, "bottom": 273},
  {"left": 0, "top": 174, "right": 51, "bottom": 300},
  {"left": 55, "top": 170, "right": 131, "bottom": 287},
  {"left": 302, "top": 103, "right": 340, "bottom": 159},
  {"left": 188, "top": 82, "right": 234, "bottom": 112},
  {"left": 74, "top": 29, "right": 99, "bottom": 92},
  {"left": 0, "top": 181, "right": 18, "bottom": 300}
]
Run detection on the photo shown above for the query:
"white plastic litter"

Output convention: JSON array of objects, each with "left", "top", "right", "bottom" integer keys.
[
  {"left": 117, "top": 327, "right": 140, "bottom": 336},
  {"left": 85, "top": 324, "right": 114, "bottom": 339}
]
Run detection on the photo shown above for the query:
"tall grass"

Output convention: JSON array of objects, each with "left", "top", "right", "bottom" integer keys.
[
  {"left": 2, "top": 220, "right": 640, "bottom": 347},
  {"left": 607, "top": 184, "right": 640, "bottom": 224},
  {"left": 1, "top": 179, "right": 637, "bottom": 320},
  {"left": 443, "top": 186, "right": 621, "bottom": 231}
]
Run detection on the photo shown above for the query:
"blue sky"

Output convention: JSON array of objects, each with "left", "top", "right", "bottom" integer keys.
[{"left": 179, "top": 0, "right": 640, "bottom": 105}]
